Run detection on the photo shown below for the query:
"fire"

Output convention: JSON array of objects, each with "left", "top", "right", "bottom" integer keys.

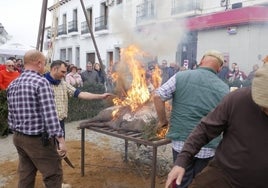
[
  {"left": 151, "top": 64, "right": 162, "bottom": 89},
  {"left": 112, "top": 45, "right": 151, "bottom": 112},
  {"left": 156, "top": 126, "right": 169, "bottom": 139},
  {"left": 110, "top": 45, "right": 168, "bottom": 139},
  {"left": 111, "top": 108, "right": 119, "bottom": 119}
]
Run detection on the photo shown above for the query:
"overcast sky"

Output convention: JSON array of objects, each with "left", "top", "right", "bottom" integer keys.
[{"left": 0, "top": 0, "right": 52, "bottom": 47}]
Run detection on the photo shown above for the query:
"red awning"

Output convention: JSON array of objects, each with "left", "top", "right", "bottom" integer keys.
[{"left": 186, "top": 6, "right": 268, "bottom": 31}]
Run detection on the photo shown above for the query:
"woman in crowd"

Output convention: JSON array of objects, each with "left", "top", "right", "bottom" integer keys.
[{"left": 65, "top": 66, "right": 83, "bottom": 87}]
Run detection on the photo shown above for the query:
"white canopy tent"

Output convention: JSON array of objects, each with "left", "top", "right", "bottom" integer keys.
[{"left": 0, "top": 42, "right": 35, "bottom": 57}]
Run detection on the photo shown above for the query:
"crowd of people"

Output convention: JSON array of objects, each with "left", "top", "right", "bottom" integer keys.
[
  {"left": 1, "top": 49, "right": 268, "bottom": 188},
  {"left": 217, "top": 61, "right": 259, "bottom": 88}
]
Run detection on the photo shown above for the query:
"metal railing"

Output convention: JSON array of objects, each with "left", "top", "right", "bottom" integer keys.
[
  {"left": 57, "top": 24, "right": 67, "bottom": 36},
  {"left": 136, "top": 0, "right": 156, "bottom": 23},
  {"left": 171, "top": 0, "right": 201, "bottom": 15},
  {"left": 95, "top": 15, "right": 108, "bottom": 31},
  {"left": 81, "top": 21, "right": 90, "bottom": 34},
  {"left": 68, "top": 20, "right": 78, "bottom": 33}
]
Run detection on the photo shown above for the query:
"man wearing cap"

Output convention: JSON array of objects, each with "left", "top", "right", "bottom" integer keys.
[
  {"left": 153, "top": 50, "right": 229, "bottom": 188},
  {"left": 165, "top": 64, "right": 268, "bottom": 187}
]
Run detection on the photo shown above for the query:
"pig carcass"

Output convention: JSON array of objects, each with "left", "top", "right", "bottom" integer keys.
[{"left": 79, "top": 101, "right": 158, "bottom": 133}]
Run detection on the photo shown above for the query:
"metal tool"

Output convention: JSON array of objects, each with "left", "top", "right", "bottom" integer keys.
[
  {"left": 56, "top": 140, "right": 75, "bottom": 168},
  {"left": 62, "top": 155, "right": 75, "bottom": 168}
]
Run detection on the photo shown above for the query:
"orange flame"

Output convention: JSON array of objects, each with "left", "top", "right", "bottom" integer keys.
[
  {"left": 156, "top": 126, "right": 169, "bottom": 139},
  {"left": 112, "top": 108, "right": 120, "bottom": 119},
  {"left": 112, "top": 45, "right": 151, "bottom": 112},
  {"left": 151, "top": 64, "right": 162, "bottom": 89}
]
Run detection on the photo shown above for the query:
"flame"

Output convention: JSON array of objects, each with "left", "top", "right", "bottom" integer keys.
[
  {"left": 151, "top": 64, "right": 162, "bottom": 89},
  {"left": 112, "top": 108, "right": 119, "bottom": 119},
  {"left": 110, "top": 45, "right": 169, "bottom": 139},
  {"left": 156, "top": 126, "right": 169, "bottom": 139},
  {"left": 112, "top": 45, "right": 151, "bottom": 112}
]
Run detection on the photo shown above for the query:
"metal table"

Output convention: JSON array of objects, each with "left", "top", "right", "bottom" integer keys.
[{"left": 80, "top": 126, "right": 171, "bottom": 188}]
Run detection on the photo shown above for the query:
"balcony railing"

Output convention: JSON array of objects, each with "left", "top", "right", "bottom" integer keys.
[
  {"left": 95, "top": 16, "right": 108, "bottom": 31},
  {"left": 171, "top": 0, "right": 201, "bottom": 15},
  {"left": 136, "top": 0, "right": 155, "bottom": 23},
  {"left": 68, "top": 20, "right": 78, "bottom": 33},
  {"left": 57, "top": 24, "right": 67, "bottom": 36},
  {"left": 81, "top": 21, "right": 90, "bottom": 34}
]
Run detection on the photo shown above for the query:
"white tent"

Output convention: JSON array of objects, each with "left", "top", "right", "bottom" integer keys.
[{"left": 0, "top": 42, "right": 35, "bottom": 57}]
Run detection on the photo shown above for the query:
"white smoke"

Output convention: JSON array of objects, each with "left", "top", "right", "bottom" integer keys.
[{"left": 109, "top": 1, "right": 186, "bottom": 59}]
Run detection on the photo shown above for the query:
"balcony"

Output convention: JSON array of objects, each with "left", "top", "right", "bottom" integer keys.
[
  {"left": 68, "top": 20, "right": 78, "bottom": 33},
  {"left": 81, "top": 21, "right": 90, "bottom": 34},
  {"left": 57, "top": 24, "right": 67, "bottom": 36},
  {"left": 171, "top": 0, "right": 201, "bottom": 16},
  {"left": 136, "top": 0, "right": 156, "bottom": 24},
  {"left": 95, "top": 16, "right": 108, "bottom": 31}
]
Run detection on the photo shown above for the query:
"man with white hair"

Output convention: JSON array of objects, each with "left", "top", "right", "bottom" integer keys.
[
  {"left": 0, "top": 60, "right": 20, "bottom": 90},
  {"left": 153, "top": 50, "right": 229, "bottom": 188},
  {"left": 165, "top": 62, "right": 268, "bottom": 187}
]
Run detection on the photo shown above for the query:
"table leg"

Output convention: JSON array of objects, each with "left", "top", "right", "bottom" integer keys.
[
  {"left": 151, "top": 146, "right": 157, "bottom": 188},
  {"left": 81, "top": 128, "right": 85, "bottom": 176},
  {"left": 124, "top": 139, "right": 128, "bottom": 162}
]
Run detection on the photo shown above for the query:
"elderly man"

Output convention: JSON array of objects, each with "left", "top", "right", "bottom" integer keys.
[
  {"left": 153, "top": 50, "right": 229, "bottom": 188},
  {"left": 81, "top": 62, "right": 100, "bottom": 85},
  {"left": 0, "top": 60, "right": 20, "bottom": 90},
  {"left": 165, "top": 63, "right": 268, "bottom": 188}
]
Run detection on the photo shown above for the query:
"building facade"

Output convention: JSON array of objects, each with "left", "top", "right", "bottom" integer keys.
[{"left": 46, "top": 0, "right": 268, "bottom": 73}]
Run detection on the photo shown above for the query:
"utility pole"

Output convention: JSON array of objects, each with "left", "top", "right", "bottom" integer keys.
[
  {"left": 36, "top": 0, "right": 104, "bottom": 71},
  {"left": 80, "top": 0, "right": 104, "bottom": 70},
  {"left": 36, "top": 0, "right": 48, "bottom": 51}
]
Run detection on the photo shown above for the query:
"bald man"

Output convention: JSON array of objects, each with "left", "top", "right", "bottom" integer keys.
[
  {"left": 153, "top": 50, "right": 229, "bottom": 188},
  {"left": 7, "top": 50, "right": 66, "bottom": 188}
]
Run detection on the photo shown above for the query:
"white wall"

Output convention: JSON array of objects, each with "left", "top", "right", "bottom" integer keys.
[{"left": 197, "top": 24, "right": 268, "bottom": 74}]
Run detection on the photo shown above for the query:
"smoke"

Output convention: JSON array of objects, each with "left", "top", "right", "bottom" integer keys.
[{"left": 109, "top": 1, "right": 186, "bottom": 59}]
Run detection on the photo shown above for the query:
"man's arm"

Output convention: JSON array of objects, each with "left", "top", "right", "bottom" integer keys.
[
  {"left": 78, "top": 91, "right": 113, "bottom": 100},
  {"left": 153, "top": 94, "right": 168, "bottom": 128},
  {"left": 152, "top": 74, "right": 177, "bottom": 129}
]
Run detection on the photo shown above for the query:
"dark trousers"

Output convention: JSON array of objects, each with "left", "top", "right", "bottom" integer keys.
[
  {"left": 13, "top": 132, "right": 63, "bottom": 188},
  {"left": 60, "top": 119, "right": 65, "bottom": 138},
  {"left": 172, "top": 149, "right": 213, "bottom": 188},
  {"left": 189, "top": 160, "right": 233, "bottom": 188}
]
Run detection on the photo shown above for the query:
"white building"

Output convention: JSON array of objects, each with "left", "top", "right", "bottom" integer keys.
[{"left": 45, "top": 0, "right": 268, "bottom": 74}]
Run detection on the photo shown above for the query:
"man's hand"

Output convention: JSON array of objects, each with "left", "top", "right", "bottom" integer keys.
[
  {"left": 102, "top": 93, "right": 115, "bottom": 99},
  {"left": 165, "top": 166, "right": 185, "bottom": 188},
  {"left": 57, "top": 142, "right": 67, "bottom": 157},
  {"left": 56, "top": 137, "right": 67, "bottom": 157}
]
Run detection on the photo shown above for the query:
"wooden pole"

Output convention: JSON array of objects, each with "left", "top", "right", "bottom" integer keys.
[
  {"left": 80, "top": 0, "right": 103, "bottom": 70},
  {"left": 36, "top": 0, "right": 48, "bottom": 51}
]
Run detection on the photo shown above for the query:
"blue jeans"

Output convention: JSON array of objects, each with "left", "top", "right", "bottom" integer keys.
[{"left": 172, "top": 149, "right": 213, "bottom": 188}]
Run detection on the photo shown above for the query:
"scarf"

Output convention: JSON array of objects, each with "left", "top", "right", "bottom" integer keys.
[{"left": 44, "top": 72, "right": 61, "bottom": 85}]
